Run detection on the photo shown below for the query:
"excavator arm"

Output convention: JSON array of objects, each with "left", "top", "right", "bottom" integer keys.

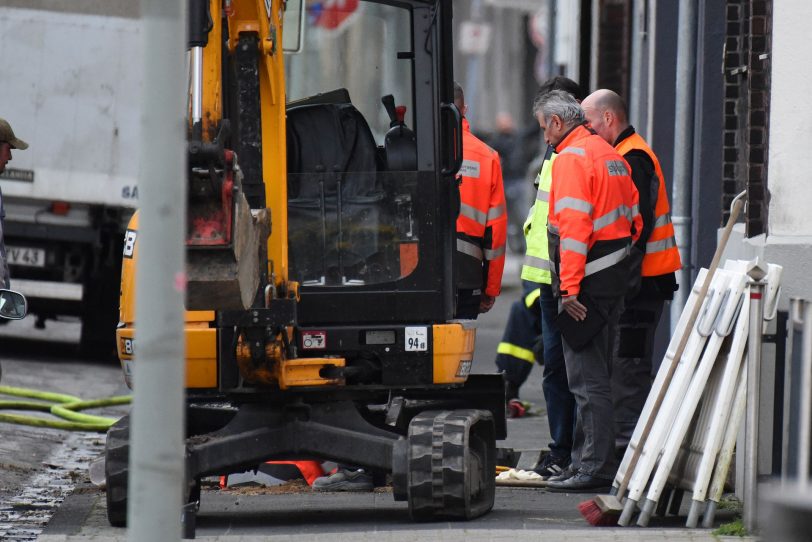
[{"left": 185, "top": 0, "right": 288, "bottom": 311}]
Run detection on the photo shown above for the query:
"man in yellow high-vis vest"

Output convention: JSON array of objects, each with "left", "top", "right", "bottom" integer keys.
[{"left": 510, "top": 77, "right": 586, "bottom": 479}]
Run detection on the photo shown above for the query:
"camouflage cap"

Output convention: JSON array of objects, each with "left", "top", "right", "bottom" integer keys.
[{"left": 0, "top": 118, "right": 28, "bottom": 150}]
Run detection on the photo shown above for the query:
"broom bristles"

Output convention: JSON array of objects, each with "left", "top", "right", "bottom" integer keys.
[{"left": 578, "top": 494, "right": 624, "bottom": 527}]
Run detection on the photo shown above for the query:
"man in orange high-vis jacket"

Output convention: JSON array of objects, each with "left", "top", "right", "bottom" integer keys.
[
  {"left": 453, "top": 82, "right": 507, "bottom": 318},
  {"left": 537, "top": 90, "right": 642, "bottom": 492},
  {"left": 582, "top": 89, "right": 682, "bottom": 454}
]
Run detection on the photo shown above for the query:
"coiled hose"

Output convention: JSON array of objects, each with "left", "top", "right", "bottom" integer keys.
[{"left": 0, "top": 385, "right": 131, "bottom": 432}]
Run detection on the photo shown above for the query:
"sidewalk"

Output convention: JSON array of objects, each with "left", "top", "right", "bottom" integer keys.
[
  {"left": 38, "top": 482, "right": 756, "bottom": 542},
  {"left": 38, "top": 531, "right": 753, "bottom": 542}
]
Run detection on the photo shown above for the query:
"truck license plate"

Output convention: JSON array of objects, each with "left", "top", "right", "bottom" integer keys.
[{"left": 6, "top": 246, "right": 46, "bottom": 268}]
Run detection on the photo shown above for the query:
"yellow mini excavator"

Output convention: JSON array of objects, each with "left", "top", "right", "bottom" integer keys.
[{"left": 107, "top": 0, "right": 505, "bottom": 526}]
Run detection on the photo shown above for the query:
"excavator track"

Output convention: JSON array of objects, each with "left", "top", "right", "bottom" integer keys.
[
  {"left": 104, "top": 413, "right": 201, "bottom": 528},
  {"left": 104, "top": 415, "right": 130, "bottom": 527},
  {"left": 406, "top": 409, "right": 496, "bottom": 521}
]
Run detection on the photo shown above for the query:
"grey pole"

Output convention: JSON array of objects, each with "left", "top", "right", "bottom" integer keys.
[
  {"left": 743, "top": 264, "right": 767, "bottom": 533},
  {"left": 670, "top": 0, "right": 698, "bottom": 332},
  {"left": 463, "top": 0, "right": 483, "bottom": 125},
  {"left": 128, "top": 0, "right": 188, "bottom": 541},
  {"left": 797, "top": 300, "right": 812, "bottom": 490},
  {"left": 546, "top": 0, "right": 556, "bottom": 78}
]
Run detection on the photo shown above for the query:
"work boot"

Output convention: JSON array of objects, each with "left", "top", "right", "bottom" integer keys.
[
  {"left": 312, "top": 468, "right": 373, "bottom": 492},
  {"left": 545, "top": 471, "right": 612, "bottom": 493},
  {"left": 544, "top": 464, "right": 576, "bottom": 482},
  {"left": 532, "top": 453, "right": 571, "bottom": 479}
]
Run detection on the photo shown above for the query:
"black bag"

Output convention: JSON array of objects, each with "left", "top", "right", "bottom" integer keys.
[{"left": 554, "top": 295, "right": 608, "bottom": 351}]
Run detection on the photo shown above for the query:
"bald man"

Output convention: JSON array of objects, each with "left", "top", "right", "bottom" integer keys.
[{"left": 581, "top": 90, "right": 681, "bottom": 455}]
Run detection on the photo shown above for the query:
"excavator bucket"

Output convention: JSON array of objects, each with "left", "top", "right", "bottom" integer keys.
[
  {"left": 186, "top": 193, "right": 268, "bottom": 310},
  {"left": 185, "top": 144, "right": 269, "bottom": 311}
]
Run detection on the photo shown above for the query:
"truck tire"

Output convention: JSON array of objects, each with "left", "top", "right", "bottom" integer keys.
[
  {"left": 406, "top": 409, "right": 496, "bottom": 521},
  {"left": 105, "top": 415, "right": 130, "bottom": 527}
]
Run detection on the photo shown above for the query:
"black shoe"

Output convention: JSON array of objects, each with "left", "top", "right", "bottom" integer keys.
[
  {"left": 533, "top": 453, "right": 571, "bottom": 480},
  {"left": 312, "top": 468, "right": 373, "bottom": 492},
  {"left": 545, "top": 471, "right": 612, "bottom": 493},
  {"left": 545, "top": 464, "right": 576, "bottom": 482}
]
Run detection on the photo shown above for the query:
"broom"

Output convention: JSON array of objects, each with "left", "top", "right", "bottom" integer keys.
[{"left": 579, "top": 192, "right": 746, "bottom": 527}]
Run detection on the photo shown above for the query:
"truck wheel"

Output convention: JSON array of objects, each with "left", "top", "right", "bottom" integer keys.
[
  {"left": 105, "top": 415, "right": 130, "bottom": 527},
  {"left": 406, "top": 409, "right": 496, "bottom": 521}
]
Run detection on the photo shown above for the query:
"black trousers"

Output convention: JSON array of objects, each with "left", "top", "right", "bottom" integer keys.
[{"left": 611, "top": 295, "right": 664, "bottom": 447}]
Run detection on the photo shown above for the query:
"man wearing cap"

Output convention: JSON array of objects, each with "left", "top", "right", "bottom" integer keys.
[{"left": 0, "top": 118, "right": 29, "bottom": 288}]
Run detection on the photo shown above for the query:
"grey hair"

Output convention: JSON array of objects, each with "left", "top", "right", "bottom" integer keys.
[{"left": 533, "top": 89, "right": 585, "bottom": 127}]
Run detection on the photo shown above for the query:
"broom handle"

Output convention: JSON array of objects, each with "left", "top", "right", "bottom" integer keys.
[{"left": 616, "top": 195, "right": 745, "bottom": 497}]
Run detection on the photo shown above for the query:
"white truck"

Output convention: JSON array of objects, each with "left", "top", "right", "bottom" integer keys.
[{"left": 0, "top": 2, "right": 141, "bottom": 356}]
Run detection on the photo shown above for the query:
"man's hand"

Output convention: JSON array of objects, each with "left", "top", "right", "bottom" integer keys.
[
  {"left": 561, "top": 295, "right": 587, "bottom": 321},
  {"left": 479, "top": 294, "right": 496, "bottom": 313}
]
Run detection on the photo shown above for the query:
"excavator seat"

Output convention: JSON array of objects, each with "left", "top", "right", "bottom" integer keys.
[{"left": 286, "top": 101, "right": 395, "bottom": 286}]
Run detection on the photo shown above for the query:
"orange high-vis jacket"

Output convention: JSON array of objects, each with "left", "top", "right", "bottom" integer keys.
[
  {"left": 615, "top": 132, "right": 682, "bottom": 277},
  {"left": 548, "top": 125, "right": 642, "bottom": 297},
  {"left": 456, "top": 118, "right": 507, "bottom": 297}
]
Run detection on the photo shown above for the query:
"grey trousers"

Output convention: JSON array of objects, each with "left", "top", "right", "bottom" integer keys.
[
  {"left": 561, "top": 295, "right": 624, "bottom": 480},
  {"left": 612, "top": 296, "right": 664, "bottom": 447}
]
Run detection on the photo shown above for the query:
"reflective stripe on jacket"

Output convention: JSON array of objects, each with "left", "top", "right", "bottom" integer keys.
[
  {"left": 456, "top": 118, "right": 507, "bottom": 297},
  {"left": 547, "top": 125, "right": 642, "bottom": 298},
  {"left": 521, "top": 146, "right": 555, "bottom": 285},
  {"left": 615, "top": 132, "right": 682, "bottom": 277}
]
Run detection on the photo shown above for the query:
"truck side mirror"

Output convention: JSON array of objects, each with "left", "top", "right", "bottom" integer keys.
[{"left": 0, "top": 289, "right": 27, "bottom": 320}]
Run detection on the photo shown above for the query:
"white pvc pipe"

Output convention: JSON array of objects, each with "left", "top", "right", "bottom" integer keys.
[{"left": 128, "top": 1, "right": 188, "bottom": 541}]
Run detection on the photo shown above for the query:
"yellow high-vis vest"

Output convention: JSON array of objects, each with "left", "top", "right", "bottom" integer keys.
[{"left": 521, "top": 150, "right": 556, "bottom": 284}]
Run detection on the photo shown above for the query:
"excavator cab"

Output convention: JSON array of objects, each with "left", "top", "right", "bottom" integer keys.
[{"left": 109, "top": 0, "right": 505, "bottom": 528}]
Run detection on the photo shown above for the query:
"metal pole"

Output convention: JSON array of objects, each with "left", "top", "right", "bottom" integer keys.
[
  {"left": 645, "top": 0, "right": 658, "bottom": 141},
  {"left": 798, "top": 300, "right": 812, "bottom": 490},
  {"left": 743, "top": 274, "right": 766, "bottom": 533},
  {"left": 546, "top": 0, "right": 556, "bottom": 77},
  {"left": 463, "top": 0, "right": 483, "bottom": 125},
  {"left": 128, "top": 0, "right": 187, "bottom": 540},
  {"left": 191, "top": 47, "right": 204, "bottom": 124},
  {"left": 669, "top": 0, "right": 698, "bottom": 333},
  {"left": 628, "top": 0, "right": 646, "bottom": 127},
  {"left": 781, "top": 298, "right": 803, "bottom": 486}
]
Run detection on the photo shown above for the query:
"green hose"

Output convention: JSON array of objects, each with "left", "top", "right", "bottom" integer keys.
[{"left": 0, "top": 385, "right": 131, "bottom": 432}]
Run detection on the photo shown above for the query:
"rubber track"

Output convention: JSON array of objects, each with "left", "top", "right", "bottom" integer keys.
[
  {"left": 105, "top": 414, "right": 130, "bottom": 527},
  {"left": 408, "top": 409, "right": 491, "bottom": 520}
]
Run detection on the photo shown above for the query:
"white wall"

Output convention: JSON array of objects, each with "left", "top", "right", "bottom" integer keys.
[{"left": 768, "top": 0, "right": 812, "bottom": 236}]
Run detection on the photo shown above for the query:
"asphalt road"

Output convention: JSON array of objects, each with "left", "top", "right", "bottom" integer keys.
[{"left": 0, "top": 320, "right": 129, "bottom": 540}]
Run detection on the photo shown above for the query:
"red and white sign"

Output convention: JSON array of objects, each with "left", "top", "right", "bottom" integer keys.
[
  {"left": 310, "top": 0, "right": 360, "bottom": 31},
  {"left": 458, "top": 21, "right": 493, "bottom": 56}
]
